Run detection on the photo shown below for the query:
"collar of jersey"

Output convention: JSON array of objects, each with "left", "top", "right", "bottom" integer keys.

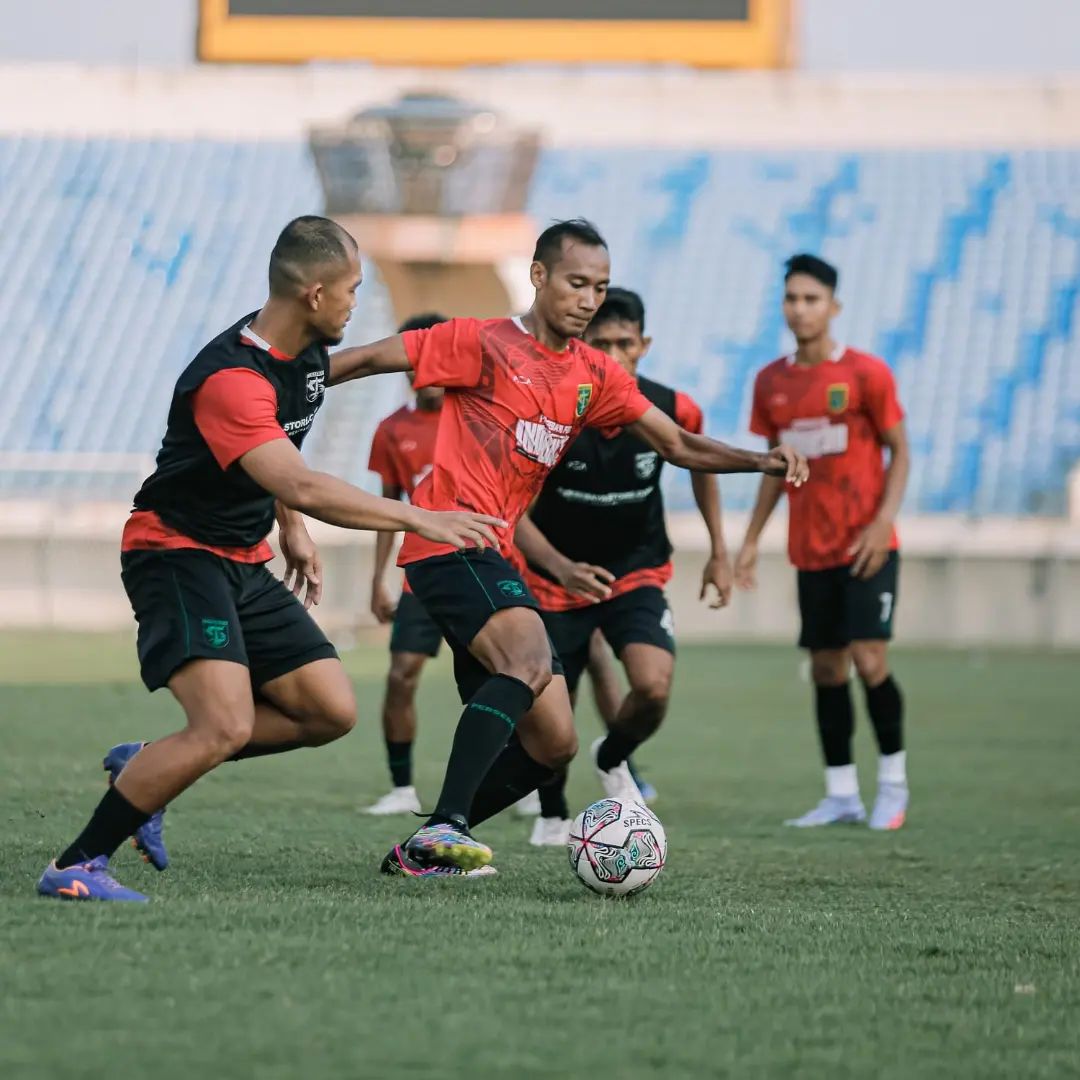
[
  {"left": 785, "top": 343, "right": 846, "bottom": 367},
  {"left": 240, "top": 324, "right": 296, "bottom": 362},
  {"left": 510, "top": 315, "right": 575, "bottom": 358}
]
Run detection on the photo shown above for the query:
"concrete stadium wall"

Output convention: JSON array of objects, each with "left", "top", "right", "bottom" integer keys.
[{"left": 3, "top": 502, "right": 1078, "bottom": 649}]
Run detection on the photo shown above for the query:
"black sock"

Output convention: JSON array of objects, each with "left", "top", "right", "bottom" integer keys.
[
  {"left": 429, "top": 674, "right": 534, "bottom": 826},
  {"left": 56, "top": 785, "right": 151, "bottom": 870},
  {"left": 596, "top": 729, "right": 640, "bottom": 772},
  {"left": 864, "top": 675, "right": 904, "bottom": 756},
  {"left": 469, "top": 735, "right": 557, "bottom": 827},
  {"left": 814, "top": 682, "right": 855, "bottom": 767},
  {"left": 386, "top": 739, "right": 413, "bottom": 787},
  {"left": 537, "top": 769, "right": 569, "bottom": 820}
]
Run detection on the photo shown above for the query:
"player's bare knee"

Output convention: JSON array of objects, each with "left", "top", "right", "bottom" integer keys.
[
  {"left": 811, "top": 650, "right": 850, "bottom": 687},
  {"left": 851, "top": 644, "right": 888, "bottom": 687},
  {"left": 500, "top": 656, "right": 552, "bottom": 699},
  {"left": 632, "top": 673, "right": 672, "bottom": 715},
  {"left": 535, "top": 727, "right": 577, "bottom": 769},
  {"left": 194, "top": 710, "right": 255, "bottom": 761},
  {"left": 387, "top": 656, "right": 424, "bottom": 700}
]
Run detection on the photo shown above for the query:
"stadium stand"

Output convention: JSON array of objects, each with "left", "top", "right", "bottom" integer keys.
[{"left": 1, "top": 138, "right": 1077, "bottom": 514}]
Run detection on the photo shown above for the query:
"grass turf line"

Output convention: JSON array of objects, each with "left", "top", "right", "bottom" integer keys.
[{"left": 1, "top": 640, "right": 1078, "bottom": 1078}]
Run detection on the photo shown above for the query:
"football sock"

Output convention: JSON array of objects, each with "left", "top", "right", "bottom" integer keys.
[
  {"left": 537, "top": 769, "right": 570, "bottom": 820},
  {"left": 864, "top": 675, "right": 904, "bottom": 757},
  {"left": 469, "top": 735, "right": 556, "bottom": 827},
  {"left": 814, "top": 682, "right": 855, "bottom": 767},
  {"left": 878, "top": 750, "right": 907, "bottom": 786},
  {"left": 595, "top": 729, "right": 640, "bottom": 772},
  {"left": 56, "top": 786, "right": 151, "bottom": 870},
  {"left": 429, "top": 674, "right": 534, "bottom": 826},
  {"left": 386, "top": 739, "right": 414, "bottom": 788},
  {"left": 825, "top": 764, "right": 860, "bottom": 799}
]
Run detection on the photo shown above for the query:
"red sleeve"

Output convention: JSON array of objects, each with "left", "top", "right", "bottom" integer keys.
[
  {"left": 863, "top": 359, "right": 905, "bottom": 435},
  {"left": 403, "top": 319, "right": 483, "bottom": 389},
  {"left": 585, "top": 355, "right": 653, "bottom": 430},
  {"left": 367, "top": 418, "right": 398, "bottom": 485},
  {"left": 674, "top": 391, "right": 704, "bottom": 434},
  {"left": 748, "top": 370, "right": 778, "bottom": 440},
  {"left": 191, "top": 368, "right": 286, "bottom": 470}
]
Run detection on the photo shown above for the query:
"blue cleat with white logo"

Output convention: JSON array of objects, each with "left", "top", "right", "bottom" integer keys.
[
  {"left": 103, "top": 742, "right": 169, "bottom": 871},
  {"left": 37, "top": 857, "right": 148, "bottom": 902}
]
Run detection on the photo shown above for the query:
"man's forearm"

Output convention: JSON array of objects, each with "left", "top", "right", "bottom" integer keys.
[
  {"left": 690, "top": 472, "right": 727, "bottom": 557},
  {"left": 372, "top": 529, "right": 397, "bottom": 586},
  {"left": 672, "top": 431, "right": 770, "bottom": 474},
  {"left": 284, "top": 471, "right": 422, "bottom": 533},
  {"left": 743, "top": 475, "right": 785, "bottom": 544},
  {"left": 327, "top": 335, "right": 410, "bottom": 386},
  {"left": 875, "top": 447, "right": 910, "bottom": 526}
]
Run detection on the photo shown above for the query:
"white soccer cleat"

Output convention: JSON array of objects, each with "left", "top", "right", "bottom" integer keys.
[
  {"left": 590, "top": 737, "right": 644, "bottom": 804},
  {"left": 784, "top": 794, "right": 867, "bottom": 828},
  {"left": 869, "top": 783, "right": 908, "bottom": 831},
  {"left": 513, "top": 791, "right": 541, "bottom": 817},
  {"left": 464, "top": 864, "right": 499, "bottom": 878},
  {"left": 363, "top": 786, "right": 422, "bottom": 816},
  {"left": 529, "top": 816, "right": 571, "bottom": 847}
]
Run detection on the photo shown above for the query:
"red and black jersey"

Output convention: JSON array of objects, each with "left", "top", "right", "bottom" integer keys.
[
  {"left": 523, "top": 376, "right": 704, "bottom": 612},
  {"left": 127, "top": 314, "right": 328, "bottom": 559}
]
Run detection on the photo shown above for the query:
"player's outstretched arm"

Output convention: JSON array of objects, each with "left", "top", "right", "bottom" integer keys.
[
  {"left": 327, "top": 335, "right": 412, "bottom": 386},
  {"left": 514, "top": 513, "right": 614, "bottom": 603},
  {"left": 734, "top": 443, "right": 785, "bottom": 591},
  {"left": 240, "top": 439, "right": 505, "bottom": 549},
  {"left": 628, "top": 406, "right": 809, "bottom": 483}
]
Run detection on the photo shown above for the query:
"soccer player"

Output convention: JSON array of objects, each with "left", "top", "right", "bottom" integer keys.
[
  {"left": 514, "top": 287, "right": 732, "bottom": 846},
  {"left": 37, "top": 217, "right": 502, "bottom": 901},
  {"left": 328, "top": 220, "right": 807, "bottom": 875},
  {"left": 365, "top": 312, "right": 448, "bottom": 816},
  {"left": 734, "top": 254, "right": 910, "bottom": 831}
]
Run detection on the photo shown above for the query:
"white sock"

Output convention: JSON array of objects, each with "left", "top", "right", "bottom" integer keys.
[
  {"left": 825, "top": 764, "right": 859, "bottom": 799},
  {"left": 878, "top": 751, "right": 907, "bottom": 786}
]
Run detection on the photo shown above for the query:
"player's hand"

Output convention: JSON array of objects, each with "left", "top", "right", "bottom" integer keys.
[
  {"left": 558, "top": 560, "right": 615, "bottom": 603},
  {"left": 279, "top": 525, "right": 322, "bottom": 609},
  {"left": 700, "top": 553, "right": 734, "bottom": 609},
  {"left": 370, "top": 581, "right": 397, "bottom": 624},
  {"left": 733, "top": 540, "right": 758, "bottom": 591},
  {"left": 761, "top": 444, "right": 809, "bottom": 487},
  {"left": 412, "top": 508, "right": 506, "bottom": 551},
  {"left": 848, "top": 518, "right": 892, "bottom": 580}
]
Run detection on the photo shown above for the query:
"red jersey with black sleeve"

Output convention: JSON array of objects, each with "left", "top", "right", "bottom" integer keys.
[
  {"left": 749, "top": 346, "right": 904, "bottom": 571},
  {"left": 125, "top": 316, "right": 328, "bottom": 562},
  {"left": 522, "top": 375, "right": 703, "bottom": 612},
  {"left": 396, "top": 317, "right": 653, "bottom": 566},
  {"left": 367, "top": 404, "right": 441, "bottom": 499}
]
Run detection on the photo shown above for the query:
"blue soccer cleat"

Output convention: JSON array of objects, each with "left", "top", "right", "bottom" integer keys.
[
  {"left": 37, "top": 857, "right": 148, "bottom": 902},
  {"left": 402, "top": 820, "right": 493, "bottom": 873},
  {"left": 103, "top": 742, "right": 169, "bottom": 871}
]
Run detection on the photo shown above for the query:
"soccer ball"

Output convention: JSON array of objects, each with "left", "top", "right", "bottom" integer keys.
[{"left": 567, "top": 798, "right": 667, "bottom": 897}]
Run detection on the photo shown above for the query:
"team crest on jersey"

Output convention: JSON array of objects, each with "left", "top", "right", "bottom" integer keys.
[
  {"left": 201, "top": 618, "right": 229, "bottom": 649},
  {"left": 576, "top": 383, "right": 593, "bottom": 417},
  {"left": 826, "top": 383, "right": 849, "bottom": 414},
  {"left": 634, "top": 452, "right": 659, "bottom": 479},
  {"left": 306, "top": 370, "right": 326, "bottom": 403}
]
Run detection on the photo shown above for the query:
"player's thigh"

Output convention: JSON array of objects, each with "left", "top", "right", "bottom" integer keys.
[
  {"left": 167, "top": 657, "right": 258, "bottom": 749},
  {"left": 601, "top": 588, "right": 676, "bottom": 698},
  {"left": 843, "top": 550, "right": 899, "bottom": 647},
  {"left": 542, "top": 606, "right": 599, "bottom": 697},
  {"left": 121, "top": 548, "right": 250, "bottom": 692},
  {"left": 516, "top": 673, "right": 578, "bottom": 766},
  {"left": 797, "top": 566, "right": 849, "bottom": 651},
  {"left": 235, "top": 565, "right": 340, "bottom": 692},
  {"left": 260, "top": 657, "right": 356, "bottom": 733},
  {"left": 389, "top": 591, "right": 443, "bottom": 659},
  {"left": 470, "top": 606, "right": 554, "bottom": 693}
]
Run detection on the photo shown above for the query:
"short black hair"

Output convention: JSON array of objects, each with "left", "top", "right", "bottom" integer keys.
[
  {"left": 591, "top": 287, "right": 646, "bottom": 334},
  {"left": 784, "top": 253, "right": 838, "bottom": 291},
  {"left": 532, "top": 218, "right": 607, "bottom": 269},
  {"left": 397, "top": 312, "right": 448, "bottom": 333},
  {"left": 269, "top": 216, "right": 357, "bottom": 295}
]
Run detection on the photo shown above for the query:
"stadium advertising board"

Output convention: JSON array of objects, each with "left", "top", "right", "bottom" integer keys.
[{"left": 199, "top": 0, "right": 790, "bottom": 67}]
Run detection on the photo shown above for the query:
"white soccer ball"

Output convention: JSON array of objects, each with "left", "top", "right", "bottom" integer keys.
[{"left": 567, "top": 797, "right": 667, "bottom": 897}]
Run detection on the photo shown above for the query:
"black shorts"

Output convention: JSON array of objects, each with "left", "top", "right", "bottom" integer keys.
[
  {"left": 797, "top": 550, "right": 900, "bottom": 651},
  {"left": 121, "top": 548, "right": 338, "bottom": 692},
  {"left": 404, "top": 548, "right": 563, "bottom": 702},
  {"left": 389, "top": 589, "right": 443, "bottom": 658},
  {"left": 541, "top": 586, "right": 675, "bottom": 695}
]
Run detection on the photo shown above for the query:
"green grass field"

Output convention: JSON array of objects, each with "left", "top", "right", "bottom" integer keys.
[{"left": 2, "top": 634, "right": 1078, "bottom": 1079}]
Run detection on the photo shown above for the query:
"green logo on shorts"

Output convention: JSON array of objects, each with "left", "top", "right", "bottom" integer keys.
[
  {"left": 202, "top": 618, "right": 230, "bottom": 649},
  {"left": 497, "top": 579, "right": 526, "bottom": 599}
]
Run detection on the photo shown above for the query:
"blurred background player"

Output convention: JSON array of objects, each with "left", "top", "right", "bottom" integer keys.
[
  {"left": 330, "top": 220, "right": 806, "bottom": 875},
  {"left": 36, "top": 218, "right": 503, "bottom": 901},
  {"left": 734, "top": 254, "right": 910, "bottom": 831},
  {"left": 364, "top": 312, "right": 448, "bottom": 816},
  {"left": 516, "top": 287, "right": 733, "bottom": 845}
]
